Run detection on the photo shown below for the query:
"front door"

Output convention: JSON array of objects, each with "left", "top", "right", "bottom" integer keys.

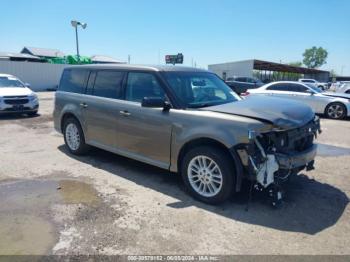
[{"left": 115, "top": 72, "right": 173, "bottom": 169}]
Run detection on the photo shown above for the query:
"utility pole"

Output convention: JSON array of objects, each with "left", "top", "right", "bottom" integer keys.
[{"left": 71, "top": 20, "right": 87, "bottom": 60}]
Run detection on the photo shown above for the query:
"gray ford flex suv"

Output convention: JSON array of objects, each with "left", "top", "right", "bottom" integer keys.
[{"left": 54, "top": 65, "right": 321, "bottom": 205}]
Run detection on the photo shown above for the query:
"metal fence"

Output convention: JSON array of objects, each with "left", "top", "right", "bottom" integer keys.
[{"left": 0, "top": 61, "right": 69, "bottom": 91}]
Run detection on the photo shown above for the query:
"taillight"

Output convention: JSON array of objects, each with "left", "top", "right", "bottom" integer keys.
[{"left": 241, "top": 91, "right": 250, "bottom": 96}]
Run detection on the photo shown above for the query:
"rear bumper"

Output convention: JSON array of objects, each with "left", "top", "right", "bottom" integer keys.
[{"left": 275, "top": 144, "right": 317, "bottom": 169}]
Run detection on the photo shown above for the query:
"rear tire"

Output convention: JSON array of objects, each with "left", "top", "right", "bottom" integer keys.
[
  {"left": 325, "top": 102, "right": 347, "bottom": 119},
  {"left": 181, "top": 146, "right": 235, "bottom": 205},
  {"left": 63, "top": 117, "right": 90, "bottom": 155}
]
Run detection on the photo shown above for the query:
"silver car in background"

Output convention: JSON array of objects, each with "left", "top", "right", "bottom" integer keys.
[
  {"left": 247, "top": 81, "right": 350, "bottom": 119},
  {"left": 337, "top": 82, "right": 350, "bottom": 94}
]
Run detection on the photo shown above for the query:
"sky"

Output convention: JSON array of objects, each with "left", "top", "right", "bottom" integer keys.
[{"left": 1, "top": 0, "right": 349, "bottom": 75}]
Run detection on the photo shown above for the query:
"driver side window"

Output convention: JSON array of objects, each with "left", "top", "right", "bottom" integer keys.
[{"left": 125, "top": 72, "right": 165, "bottom": 103}]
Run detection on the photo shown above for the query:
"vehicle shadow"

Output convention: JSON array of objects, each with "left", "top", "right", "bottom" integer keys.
[
  {"left": 0, "top": 113, "right": 40, "bottom": 121},
  {"left": 58, "top": 145, "right": 349, "bottom": 235}
]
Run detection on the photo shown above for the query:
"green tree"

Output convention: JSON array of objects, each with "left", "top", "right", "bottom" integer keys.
[
  {"left": 288, "top": 61, "right": 303, "bottom": 67},
  {"left": 302, "top": 46, "right": 328, "bottom": 68}
]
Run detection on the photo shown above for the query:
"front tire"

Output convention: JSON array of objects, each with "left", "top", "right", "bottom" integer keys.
[
  {"left": 63, "top": 117, "right": 90, "bottom": 155},
  {"left": 325, "top": 102, "right": 347, "bottom": 119},
  {"left": 181, "top": 146, "right": 235, "bottom": 205}
]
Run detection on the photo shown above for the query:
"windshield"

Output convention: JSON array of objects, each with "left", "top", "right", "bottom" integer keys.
[
  {"left": 305, "top": 83, "right": 323, "bottom": 93},
  {"left": 163, "top": 72, "right": 240, "bottom": 108},
  {"left": 0, "top": 77, "right": 24, "bottom": 88}
]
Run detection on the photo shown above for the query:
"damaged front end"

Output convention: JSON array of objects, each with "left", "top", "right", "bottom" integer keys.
[{"left": 237, "top": 116, "right": 321, "bottom": 207}]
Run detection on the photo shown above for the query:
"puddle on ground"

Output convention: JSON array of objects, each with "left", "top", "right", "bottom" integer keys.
[
  {"left": 0, "top": 179, "right": 100, "bottom": 254},
  {"left": 317, "top": 143, "right": 350, "bottom": 157}
]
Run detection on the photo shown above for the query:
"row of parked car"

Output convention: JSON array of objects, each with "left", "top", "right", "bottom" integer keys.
[{"left": 0, "top": 67, "right": 336, "bottom": 207}]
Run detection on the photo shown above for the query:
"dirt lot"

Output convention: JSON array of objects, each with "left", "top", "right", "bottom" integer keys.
[{"left": 0, "top": 92, "right": 349, "bottom": 255}]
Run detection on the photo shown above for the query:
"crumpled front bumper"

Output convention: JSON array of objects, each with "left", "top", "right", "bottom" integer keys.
[{"left": 274, "top": 144, "right": 317, "bottom": 169}]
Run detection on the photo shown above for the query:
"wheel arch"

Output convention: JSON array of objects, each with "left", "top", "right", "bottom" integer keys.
[
  {"left": 60, "top": 112, "right": 83, "bottom": 133},
  {"left": 177, "top": 137, "right": 244, "bottom": 192}
]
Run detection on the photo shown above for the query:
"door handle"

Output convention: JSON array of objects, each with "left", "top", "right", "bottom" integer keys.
[
  {"left": 80, "top": 103, "right": 88, "bottom": 108},
  {"left": 119, "top": 110, "right": 131, "bottom": 117}
]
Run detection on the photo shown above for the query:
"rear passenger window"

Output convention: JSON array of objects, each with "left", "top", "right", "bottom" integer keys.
[
  {"left": 289, "top": 84, "right": 308, "bottom": 92},
  {"left": 267, "top": 84, "right": 288, "bottom": 91},
  {"left": 59, "top": 69, "right": 89, "bottom": 93},
  {"left": 93, "top": 71, "right": 125, "bottom": 99},
  {"left": 125, "top": 72, "right": 165, "bottom": 102}
]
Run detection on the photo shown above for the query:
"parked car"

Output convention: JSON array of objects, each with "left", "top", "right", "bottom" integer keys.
[
  {"left": 246, "top": 81, "right": 350, "bottom": 119},
  {"left": 225, "top": 76, "right": 264, "bottom": 94},
  {"left": 298, "top": 78, "right": 329, "bottom": 90},
  {"left": 0, "top": 74, "right": 39, "bottom": 115},
  {"left": 337, "top": 81, "right": 350, "bottom": 94},
  {"left": 54, "top": 65, "right": 321, "bottom": 206}
]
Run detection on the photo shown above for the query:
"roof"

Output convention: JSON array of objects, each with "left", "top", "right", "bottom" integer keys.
[
  {"left": 0, "top": 73, "right": 14, "bottom": 77},
  {"left": 253, "top": 59, "right": 329, "bottom": 74},
  {"left": 0, "top": 52, "right": 42, "bottom": 61},
  {"left": 90, "top": 55, "right": 125, "bottom": 64},
  {"left": 21, "top": 47, "right": 65, "bottom": 58},
  {"left": 67, "top": 64, "right": 208, "bottom": 72},
  {"left": 209, "top": 59, "right": 330, "bottom": 75}
]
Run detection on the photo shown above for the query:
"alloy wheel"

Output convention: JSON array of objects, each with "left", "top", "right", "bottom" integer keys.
[
  {"left": 65, "top": 123, "right": 81, "bottom": 151},
  {"left": 187, "top": 155, "right": 223, "bottom": 197}
]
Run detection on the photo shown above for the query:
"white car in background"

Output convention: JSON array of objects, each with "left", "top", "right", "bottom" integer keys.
[
  {"left": 337, "top": 81, "right": 350, "bottom": 94},
  {"left": 245, "top": 81, "right": 350, "bottom": 119},
  {"left": 299, "top": 78, "right": 328, "bottom": 90},
  {"left": 0, "top": 74, "right": 39, "bottom": 116}
]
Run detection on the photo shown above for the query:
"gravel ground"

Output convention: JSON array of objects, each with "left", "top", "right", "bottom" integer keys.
[{"left": 0, "top": 92, "right": 349, "bottom": 255}]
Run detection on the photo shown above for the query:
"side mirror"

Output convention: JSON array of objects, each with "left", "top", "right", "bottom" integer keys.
[
  {"left": 141, "top": 97, "right": 171, "bottom": 110},
  {"left": 24, "top": 83, "right": 31, "bottom": 88}
]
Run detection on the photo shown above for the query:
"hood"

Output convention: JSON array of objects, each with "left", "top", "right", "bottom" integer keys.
[
  {"left": 204, "top": 96, "right": 314, "bottom": 130},
  {"left": 323, "top": 92, "right": 350, "bottom": 100},
  {"left": 0, "top": 87, "right": 33, "bottom": 97}
]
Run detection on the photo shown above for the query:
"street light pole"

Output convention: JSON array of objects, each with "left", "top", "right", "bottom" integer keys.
[
  {"left": 75, "top": 25, "right": 79, "bottom": 58},
  {"left": 71, "top": 20, "right": 87, "bottom": 60}
]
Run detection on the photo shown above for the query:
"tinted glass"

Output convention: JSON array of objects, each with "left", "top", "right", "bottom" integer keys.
[
  {"left": 235, "top": 77, "right": 246, "bottom": 82},
  {"left": 289, "top": 83, "right": 308, "bottom": 92},
  {"left": 93, "top": 71, "right": 125, "bottom": 99},
  {"left": 86, "top": 71, "right": 96, "bottom": 95},
  {"left": 164, "top": 72, "right": 240, "bottom": 108},
  {"left": 266, "top": 84, "right": 289, "bottom": 91},
  {"left": 125, "top": 72, "right": 165, "bottom": 102},
  {"left": 59, "top": 69, "right": 89, "bottom": 93}
]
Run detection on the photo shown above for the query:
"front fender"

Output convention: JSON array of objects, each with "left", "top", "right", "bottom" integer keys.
[{"left": 169, "top": 123, "right": 253, "bottom": 172}]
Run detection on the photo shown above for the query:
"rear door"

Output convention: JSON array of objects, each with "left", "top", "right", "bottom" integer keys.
[
  {"left": 82, "top": 70, "right": 125, "bottom": 149},
  {"left": 115, "top": 71, "right": 173, "bottom": 169},
  {"left": 55, "top": 68, "right": 90, "bottom": 130}
]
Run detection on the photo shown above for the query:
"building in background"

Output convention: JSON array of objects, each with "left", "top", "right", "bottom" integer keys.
[
  {"left": 21, "top": 46, "right": 65, "bottom": 60},
  {"left": 91, "top": 55, "right": 125, "bottom": 64},
  {"left": 0, "top": 47, "right": 125, "bottom": 90},
  {"left": 0, "top": 52, "right": 42, "bottom": 62},
  {"left": 208, "top": 59, "right": 330, "bottom": 82}
]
